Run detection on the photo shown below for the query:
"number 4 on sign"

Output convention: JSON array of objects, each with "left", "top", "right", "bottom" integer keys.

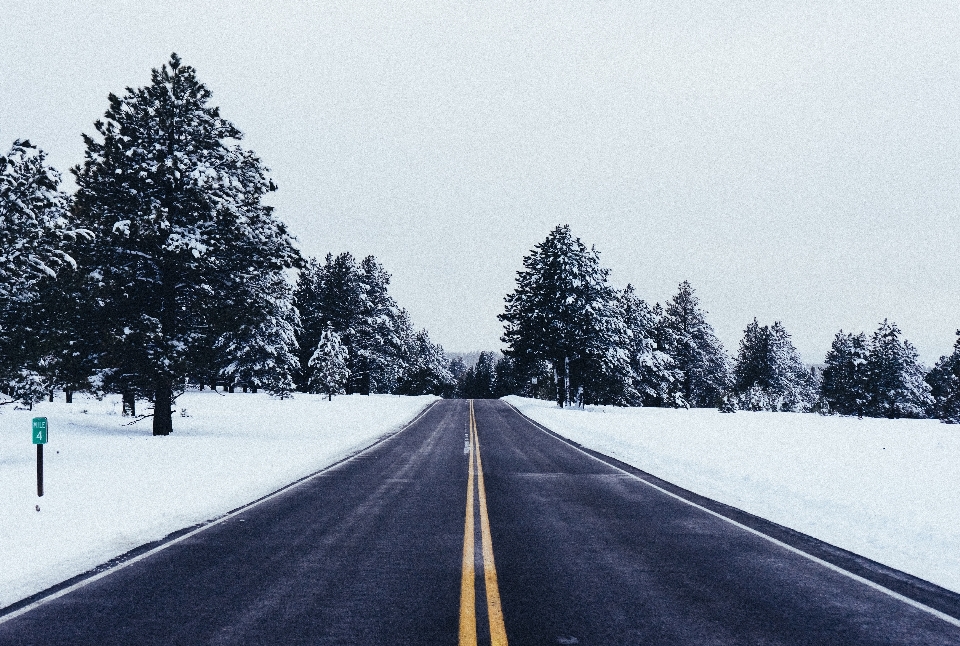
[{"left": 32, "top": 418, "right": 48, "bottom": 444}]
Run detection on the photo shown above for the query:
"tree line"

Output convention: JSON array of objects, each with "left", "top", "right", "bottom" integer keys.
[
  {"left": 0, "top": 54, "right": 452, "bottom": 435},
  {"left": 498, "top": 224, "right": 960, "bottom": 423}
]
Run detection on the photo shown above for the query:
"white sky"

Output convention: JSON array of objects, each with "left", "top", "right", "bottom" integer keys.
[{"left": 3, "top": 1, "right": 960, "bottom": 363}]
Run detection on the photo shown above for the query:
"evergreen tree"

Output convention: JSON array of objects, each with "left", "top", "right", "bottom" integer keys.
[
  {"left": 73, "top": 54, "right": 299, "bottom": 434},
  {"left": 464, "top": 352, "right": 496, "bottom": 398},
  {"left": 308, "top": 323, "right": 351, "bottom": 400},
  {"left": 732, "top": 319, "right": 818, "bottom": 412},
  {"left": 0, "top": 140, "right": 89, "bottom": 396},
  {"left": 500, "top": 225, "right": 623, "bottom": 407},
  {"left": 820, "top": 331, "right": 869, "bottom": 415},
  {"left": 618, "top": 285, "right": 676, "bottom": 406},
  {"left": 492, "top": 355, "right": 519, "bottom": 398},
  {"left": 395, "top": 328, "right": 453, "bottom": 396},
  {"left": 448, "top": 357, "right": 468, "bottom": 397},
  {"left": 356, "top": 255, "right": 404, "bottom": 394},
  {"left": 928, "top": 332, "right": 960, "bottom": 423},
  {"left": 295, "top": 252, "right": 444, "bottom": 396},
  {"left": 216, "top": 273, "right": 300, "bottom": 398},
  {"left": 863, "top": 320, "right": 932, "bottom": 418},
  {"left": 657, "top": 281, "right": 730, "bottom": 407}
]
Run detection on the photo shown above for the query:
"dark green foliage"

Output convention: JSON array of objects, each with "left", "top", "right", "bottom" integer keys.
[
  {"left": 657, "top": 282, "right": 730, "bottom": 408},
  {"left": 862, "top": 320, "right": 931, "bottom": 419},
  {"left": 73, "top": 54, "right": 299, "bottom": 434},
  {"left": 0, "top": 139, "right": 90, "bottom": 402},
  {"left": 820, "top": 331, "right": 869, "bottom": 416},
  {"left": 499, "top": 225, "right": 628, "bottom": 407},
  {"left": 733, "top": 319, "right": 818, "bottom": 412},
  {"left": 295, "top": 252, "right": 450, "bottom": 396},
  {"left": 928, "top": 332, "right": 960, "bottom": 423}
]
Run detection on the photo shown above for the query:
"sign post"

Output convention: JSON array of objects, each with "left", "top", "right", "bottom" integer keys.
[{"left": 32, "top": 417, "right": 47, "bottom": 497}]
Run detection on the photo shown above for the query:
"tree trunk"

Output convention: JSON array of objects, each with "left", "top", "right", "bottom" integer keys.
[
  {"left": 122, "top": 392, "right": 136, "bottom": 416},
  {"left": 564, "top": 356, "right": 570, "bottom": 408},
  {"left": 242, "top": 385, "right": 248, "bottom": 393},
  {"left": 49, "top": 390, "right": 54, "bottom": 403},
  {"left": 65, "top": 390, "right": 73, "bottom": 403},
  {"left": 555, "top": 362, "right": 564, "bottom": 408},
  {"left": 252, "top": 387, "right": 258, "bottom": 394},
  {"left": 228, "top": 384, "right": 235, "bottom": 393},
  {"left": 153, "top": 383, "right": 173, "bottom": 435},
  {"left": 328, "top": 392, "right": 332, "bottom": 401}
]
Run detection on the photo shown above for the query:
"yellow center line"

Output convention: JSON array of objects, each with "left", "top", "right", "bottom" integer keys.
[
  {"left": 473, "top": 401, "right": 509, "bottom": 646},
  {"left": 459, "top": 402, "right": 477, "bottom": 646}
]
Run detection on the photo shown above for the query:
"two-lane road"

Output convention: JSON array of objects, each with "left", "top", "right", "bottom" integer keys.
[{"left": 2, "top": 399, "right": 958, "bottom": 644}]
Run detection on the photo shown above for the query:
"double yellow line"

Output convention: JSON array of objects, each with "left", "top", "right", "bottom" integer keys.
[{"left": 459, "top": 400, "right": 508, "bottom": 646}]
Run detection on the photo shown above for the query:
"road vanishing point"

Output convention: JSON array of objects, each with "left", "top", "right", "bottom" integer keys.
[{"left": 2, "top": 399, "right": 960, "bottom": 645}]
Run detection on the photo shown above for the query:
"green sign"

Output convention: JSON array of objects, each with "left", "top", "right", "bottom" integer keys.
[{"left": 32, "top": 417, "right": 48, "bottom": 444}]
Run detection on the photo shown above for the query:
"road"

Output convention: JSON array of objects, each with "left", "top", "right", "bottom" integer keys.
[{"left": 1, "top": 398, "right": 959, "bottom": 644}]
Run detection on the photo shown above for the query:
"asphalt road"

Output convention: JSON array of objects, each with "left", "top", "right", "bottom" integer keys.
[{"left": 2, "top": 398, "right": 959, "bottom": 645}]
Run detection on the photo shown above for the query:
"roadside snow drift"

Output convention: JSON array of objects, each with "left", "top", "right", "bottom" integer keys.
[
  {"left": 0, "top": 392, "right": 436, "bottom": 609},
  {"left": 505, "top": 396, "right": 960, "bottom": 594}
]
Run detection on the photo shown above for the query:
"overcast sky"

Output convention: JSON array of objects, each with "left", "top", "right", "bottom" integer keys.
[{"left": 3, "top": 1, "right": 960, "bottom": 363}]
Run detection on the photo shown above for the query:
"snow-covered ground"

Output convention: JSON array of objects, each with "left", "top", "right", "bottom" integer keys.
[
  {"left": 0, "top": 391, "right": 437, "bottom": 609},
  {"left": 505, "top": 395, "right": 960, "bottom": 594}
]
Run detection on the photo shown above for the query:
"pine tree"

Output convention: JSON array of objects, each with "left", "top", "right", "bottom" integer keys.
[
  {"left": 618, "top": 285, "right": 676, "bottom": 406},
  {"left": 732, "top": 319, "right": 818, "bottom": 411},
  {"left": 658, "top": 281, "right": 730, "bottom": 407},
  {"left": 308, "top": 324, "right": 350, "bottom": 400},
  {"left": 73, "top": 54, "right": 299, "bottom": 434},
  {"left": 820, "top": 331, "right": 869, "bottom": 415},
  {"left": 216, "top": 273, "right": 300, "bottom": 398},
  {"left": 863, "top": 320, "right": 932, "bottom": 418},
  {"left": 0, "top": 140, "right": 89, "bottom": 396},
  {"left": 500, "top": 225, "right": 622, "bottom": 407},
  {"left": 448, "top": 357, "right": 468, "bottom": 397},
  {"left": 356, "top": 255, "right": 404, "bottom": 394},
  {"left": 395, "top": 328, "right": 453, "bottom": 396},
  {"left": 926, "top": 344, "right": 960, "bottom": 422},
  {"left": 492, "top": 356, "right": 519, "bottom": 398}
]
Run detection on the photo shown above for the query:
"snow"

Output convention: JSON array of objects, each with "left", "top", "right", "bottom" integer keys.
[
  {"left": 0, "top": 391, "right": 437, "bottom": 609},
  {"left": 505, "top": 395, "right": 960, "bottom": 594}
]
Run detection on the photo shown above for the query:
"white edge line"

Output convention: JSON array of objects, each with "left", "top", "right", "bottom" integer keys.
[
  {"left": 509, "top": 403, "right": 960, "bottom": 629},
  {"left": 0, "top": 398, "right": 440, "bottom": 626}
]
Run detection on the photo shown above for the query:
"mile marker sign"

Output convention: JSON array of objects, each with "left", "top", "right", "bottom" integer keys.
[
  {"left": 32, "top": 417, "right": 48, "bottom": 444},
  {"left": 32, "top": 417, "right": 47, "bottom": 497}
]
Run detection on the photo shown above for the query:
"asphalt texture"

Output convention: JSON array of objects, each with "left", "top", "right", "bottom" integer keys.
[{"left": 2, "top": 398, "right": 960, "bottom": 645}]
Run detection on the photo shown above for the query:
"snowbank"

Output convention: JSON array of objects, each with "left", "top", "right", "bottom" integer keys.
[
  {"left": 0, "top": 391, "right": 437, "bottom": 609},
  {"left": 505, "top": 396, "right": 960, "bottom": 594}
]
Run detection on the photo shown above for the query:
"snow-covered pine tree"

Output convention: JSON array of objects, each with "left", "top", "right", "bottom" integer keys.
[
  {"left": 927, "top": 332, "right": 960, "bottom": 423},
  {"left": 0, "top": 140, "right": 89, "bottom": 398},
  {"left": 293, "top": 256, "right": 328, "bottom": 390},
  {"left": 216, "top": 273, "right": 300, "bottom": 398},
  {"left": 657, "top": 281, "right": 730, "bottom": 407},
  {"left": 394, "top": 328, "right": 453, "bottom": 396},
  {"left": 73, "top": 54, "right": 299, "bottom": 434},
  {"left": 924, "top": 346, "right": 960, "bottom": 424},
  {"left": 296, "top": 252, "right": 430, "bottom": 396},
  {"left": 618, "top": 285, "right": 676, "bottom": 406},
  {"left": 448, "top": 357, "right": 468, "bottom": 396},
  {"left": 356, "top": 255, "right": 404, "bottom": 394},
  {"left": 732, "top": 319, "right": 818, "bottom": 411},
  {"left": 863, "top": 320, "right": 932, "bottom": 418},
  {"left": 308, "top": 323, "right": 351, "bottom": 400},
  {"left": 499, "top": 225, "right": 622, "bottom": 407},
  {"left": 820, "top": 330, "right": 869, "bottom": 416}
]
